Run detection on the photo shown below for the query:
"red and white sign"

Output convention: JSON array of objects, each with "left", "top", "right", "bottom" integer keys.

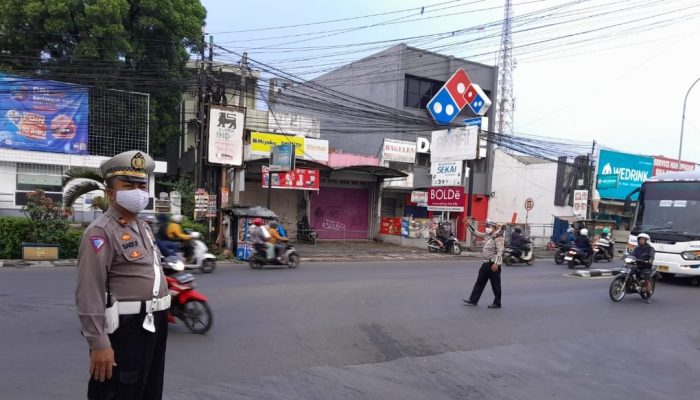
[
  {"left": 652, "top": 156, "right": 695, "bottom": 176},
  {"left": 427, "top": 186, "right": 465, "bottom": 212},
  {"left": 262, "top": 167, "right": 319, "bottom": 191}
]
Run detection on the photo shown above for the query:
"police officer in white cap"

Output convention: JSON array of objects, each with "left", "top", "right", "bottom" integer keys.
[{"left": 75, "top": 150, "right": 170, "bottom": 400}]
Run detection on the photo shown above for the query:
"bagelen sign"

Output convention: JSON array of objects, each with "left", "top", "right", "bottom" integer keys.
[
  {"left": 382, "top": 139, "right": 417, "bottom": 163},
  {"left": 427, "top": 186, "right": 465, "bottom": 212}
]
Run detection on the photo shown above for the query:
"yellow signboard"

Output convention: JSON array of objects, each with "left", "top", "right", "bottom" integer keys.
[{"left": 250, "top": 132, "right": 305, "bottom": 157}]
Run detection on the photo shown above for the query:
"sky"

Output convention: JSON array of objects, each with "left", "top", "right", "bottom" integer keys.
[{"left": 202, "top": 0, "right": 700, "bottom": 163}]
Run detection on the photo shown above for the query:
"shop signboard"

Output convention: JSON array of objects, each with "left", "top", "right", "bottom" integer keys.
[
  {"left": 410, "top": 191, "right": 427, "bottom": 205},
  {"left": 303, "top": 137, "right": 329, "bottom": 162},
  {"left": 430, "top": 126, "right": 478, "bottom": 162},
  {"left": 381, "top": 138, "right": 417, "bottom": 163},
  {"left": 597, "top": 149, "right": 653, "bottom": 200},
  {"left": 270, "top": 143, "right": 295, "bottom": 172},
  {"left": 426, "top": 68, "right": 492, "bottom": 124},
  {"left": 206, "top": 195, "right": 217, "bottom": 218},
  {"left": 208, "top": 105, "right": 244, "bottom": 166},
  {"left": 431, "top": 160, "right": 463, "bottom": 186},
  {"left": 652, "top": 155, "right": 695, "bottom": 176},
  {"left": 194, "top": 188, "right": 208, "bottom": 220},
  {"left": 427, "top": 186, "right": 465, "bottom": 212},
  {"left": 380, "top": 217, "right": 402, "bottom": 236},
  {"left": 262, "top": 166, "right": 319, "bottom": 191},
  {"left": 250, "top": 131, "right": 329, "bottom": 162},
  {"left": 0, "top": 73, "right": 89, "bottom": 155}
]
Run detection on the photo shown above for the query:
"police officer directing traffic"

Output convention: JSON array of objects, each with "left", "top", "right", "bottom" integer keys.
[
  {"left": 463, "top": 220, "right": 505, "bottom": 308},
  {"left": 75, "top": 150, "right": 170, "bottom": 400}
]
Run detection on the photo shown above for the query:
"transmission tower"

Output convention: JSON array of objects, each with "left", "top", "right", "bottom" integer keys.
[{"left": 496, "top": 0, "right": 515, "bottom": 134}]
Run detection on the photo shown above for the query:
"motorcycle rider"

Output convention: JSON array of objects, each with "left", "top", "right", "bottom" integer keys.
[
  {"left": 632, "top": 233, "right": 655, "bottom": 303},
  {"left": 166, "top": 214, "right": 193, "bottom": 261},
  {"left": 250, "top": 218, "right": 274, "bottom": 260},
  {"left": 575, "top": 228, "right": 593, "bottom": 261},
  {"left": 156, "top": 213, "right": 178, "bottom": 259},
  {"left": 599, "top": 228, "right": 614, "bottom": 259},
  {"left": 268, "top": 220, "right": 289, "bottom": 261},
  {"left": 509, "top": 227, "right": 530, "bottom": 258},
  {"left": 559, "top": 227, "right": 576, "bottom": 246}
]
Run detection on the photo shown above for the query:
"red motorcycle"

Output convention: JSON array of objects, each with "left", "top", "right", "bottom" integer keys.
[{"left": 164, "top": 259, "right": 213, "bottom": 334}]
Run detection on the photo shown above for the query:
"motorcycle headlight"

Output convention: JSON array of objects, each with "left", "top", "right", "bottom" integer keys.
[{"left": 681, "top": 251, "right": 700, "bottom": 260}]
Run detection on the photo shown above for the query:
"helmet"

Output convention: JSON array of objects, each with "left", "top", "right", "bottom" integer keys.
[
  {"left": 514, "top": 227, "right": 522, "bottom": 234},
  {"left": 580, "top": 228, "right": 589, "bottom": 236},
  {"left": 269, "top": 220, "right": 279, "bottom": 228},
  {"left": 171, "top": 214, "right": 184, "bottom": 223},
  {"left": 157, "top": 213, "right": 169, "bottom": 223},
  {"left": 253, "top": 218, "right": 264, "bottom": 226},
  {"left": 637, "top": 233, "right": 650, "bottom": 242},
  {"left": 567, "top": 227, "right": 574, "bottom": 233},
  {"left": 485, "top": 219, "right": 497, "bottom": 228},
  {"left": 603, "top": 227, "right": 610, "bottom": 234}
]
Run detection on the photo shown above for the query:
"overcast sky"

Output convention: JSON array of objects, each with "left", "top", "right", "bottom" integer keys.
[{"left": 203, "top": 0, "right": 700, "bottom": 163}]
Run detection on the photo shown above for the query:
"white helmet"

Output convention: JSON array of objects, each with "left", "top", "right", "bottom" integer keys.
[
  {"left": 637, "top": 233, "right": 650, "bottom": 242},
  {"left": 580, "top": 228, "right": 588, "bottom": 236},
  {"left": 171, "top": 214, "right": 184, "bottom": 223}
]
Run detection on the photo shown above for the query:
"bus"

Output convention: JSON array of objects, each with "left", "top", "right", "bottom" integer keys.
[{"left": 626, "top": 170, "right": 700, "bottom": 277}]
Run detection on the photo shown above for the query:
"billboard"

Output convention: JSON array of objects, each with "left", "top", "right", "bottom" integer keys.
[
  {"left": 596, "top": 149, "right": 653, "bottom": 200},
  {"left": 0, "top": 74, "right": 88, "bottom": 154},
  {"left": 427, "top": 186, "right": 465, "bottom": 212},
  {"left": 208, "top": 105, "right": 244, "bottom": 166},
  {"left": 269, "top": 144, "right": 295, "bottom": 172},
  {"left": 652, "top": 156, "right": 695, "bottom": 176},
  {"left": 431, "top": 161, "right": 463, "bottom": 187},
  {"left": 430, "top": 126, "right": 478, "bottom": 162},
  {"left": 381, "top": 139, "right": 416, "bottom": 163},
  {"left": 250, "top": 131, "right": 305, "bottom": 158},
  {"left": 262, "top": 167, "right": 319, "bottom": 191}
]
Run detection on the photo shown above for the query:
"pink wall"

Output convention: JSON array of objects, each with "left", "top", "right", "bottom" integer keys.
[
  {"left": 311, "top": 188, "right": 369, "bottom": 239},
  {"left": 324, "top": 153, "right": 380, "bottom": 168}
]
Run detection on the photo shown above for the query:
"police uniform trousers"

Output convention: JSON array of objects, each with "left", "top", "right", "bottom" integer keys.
[
  {"left": 88, "top": 310, "right": 168, "bottom": 400},
  {"left": 468, "top": 261, "right": 502, "bottom": 306}
]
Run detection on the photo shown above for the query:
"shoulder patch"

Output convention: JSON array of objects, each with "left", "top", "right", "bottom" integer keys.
[{"left": 90, "top": 236, "right": 106, "bottom": 253}]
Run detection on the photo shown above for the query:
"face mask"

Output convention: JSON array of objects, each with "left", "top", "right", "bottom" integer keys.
[
  {"left": 115, "top": 189, "right": 149, "bottom": 214},
  {"left": 485, "top": 227, "right": 493, "bottom": 234}
]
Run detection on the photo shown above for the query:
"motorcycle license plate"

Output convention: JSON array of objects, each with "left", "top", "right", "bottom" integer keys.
[
  {"left": 658, "top": 265, "right": 669, "bottom": 272},
  {"left": 564, "top": 256, "right": 573, "bottom": 261}
]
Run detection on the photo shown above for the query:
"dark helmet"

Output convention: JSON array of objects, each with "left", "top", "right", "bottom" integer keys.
[
  {"left": 514, "top": 227, "right": 522, "bottom": 234},
  {"left": 253, "top": 218, "right": 264, "bottom": 226}
]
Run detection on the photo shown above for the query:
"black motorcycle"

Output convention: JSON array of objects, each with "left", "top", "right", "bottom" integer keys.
[
  {"left": 609, "top": 255, "right": 658, "bottom": 302},
  {"left": 554, "top": 243, "right": 572, "bottom": 265},
  {"left": 428, "top": 234, "right": 462, "bottom": 255},
  {"left": 565, "top": 247, "right": 592, "bottom": 269},
  {"left": 249, "top": 243, "right": 300, "bottom": 269},
  {"left": 296, "top": 218, "right": 317, "bottom": 244}
]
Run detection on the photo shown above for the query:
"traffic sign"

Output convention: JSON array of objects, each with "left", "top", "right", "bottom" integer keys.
[
  {"left": 524, "top": 198, "right": 534, "bottom": 211},
  {"left": 463, "top": 117, "right": 482, "bottom": 127},
  {"left": 427, "top": 68, "right": 492, "bottom": 125}
]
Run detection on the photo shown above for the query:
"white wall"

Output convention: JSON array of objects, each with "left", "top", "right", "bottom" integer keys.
[{"left": 488, "top": 150, "right": 574, "bottom": 225}]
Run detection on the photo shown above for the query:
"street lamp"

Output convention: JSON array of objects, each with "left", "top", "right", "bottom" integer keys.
[{"left": 679, "top": 77, "right": 700, "bottom": 163}]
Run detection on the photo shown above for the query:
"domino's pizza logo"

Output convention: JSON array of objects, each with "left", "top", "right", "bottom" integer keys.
[{"left": 427, "top": 68, "right": 492, "bottom": 125}]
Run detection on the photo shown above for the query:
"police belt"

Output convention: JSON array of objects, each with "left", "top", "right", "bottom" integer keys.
[{"left": 118, "top": 295, "right": 171, "bottom": 315}]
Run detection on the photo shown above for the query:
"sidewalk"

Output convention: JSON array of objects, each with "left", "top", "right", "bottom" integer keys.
[{"left": 291, "top": 240, "right": 482, "bottom": 262}]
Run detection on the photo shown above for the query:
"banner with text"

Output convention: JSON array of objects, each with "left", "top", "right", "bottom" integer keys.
[
  {"left": 427, "top": 186, "right": 465, "bottom": 212},
  {"left": 208, "top": 105, "right": 244, "bottom": 166},
  {"left": 262, "top": 166, "right": 320, "bottom": 191},
  {"left": 251, "top": 131, "right": 329, "bottom": 162},
  {"left": 652, "top": 155, "right": 695, "bottom": 176},
  {"left": 430, "top": 126, "right": 478, "bottom": 162},
  {"left": 431, "top": 160, "right": 463, "bottom": 187},
  {"left": 381, "top": 138, "right": 417, "bottom": 163}
]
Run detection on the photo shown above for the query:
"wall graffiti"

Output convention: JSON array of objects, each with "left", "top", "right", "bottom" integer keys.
[{"left": 311, "top": 188, "right": 369, "bottom": 239}]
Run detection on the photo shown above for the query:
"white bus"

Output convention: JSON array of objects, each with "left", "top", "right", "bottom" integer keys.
[{"left": 626, "top": 170, "right": 700, "bottom": 278}]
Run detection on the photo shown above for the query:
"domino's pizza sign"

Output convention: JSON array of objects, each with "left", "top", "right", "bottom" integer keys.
[{"left": 427, "top": 69, "right": 492, "bottom": 125}]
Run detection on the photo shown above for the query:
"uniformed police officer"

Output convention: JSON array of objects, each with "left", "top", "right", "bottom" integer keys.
[{"left": 75, "top": 150, "right": 170, "bottom": 400}]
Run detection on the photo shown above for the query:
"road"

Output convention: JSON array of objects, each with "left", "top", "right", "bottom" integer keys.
[{"left": 1, "top": 259, "right": 699, "bottom": 399}]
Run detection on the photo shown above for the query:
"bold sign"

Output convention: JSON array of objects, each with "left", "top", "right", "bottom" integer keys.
[
  {"left": 427, "top": 186, "right": 465, "bottom": 212},
  {"left": 430, "top": 126, "right": 478, "bottom": 162},
  {"left": 431, "top": 160, "right": 463, "bottom": 187},
  {"left": 208, "top": 105, "right": 244, "bottom": 166},
  {"left": 382, "top": 139, "right": 417, "bottom": 163},
  {"left": 597, "top": 149, "right": 654, "bottom": 200},
  {"left": 262, "top": 167, "right": 319, "bottom": 191},
  {"left": 573, "top": 190, "right": 588, "bottom": 218},
  {"left": 410, "top": 191, "right": 427, "bottom": 204},
  {"left": 270, "top": 144, "right": 295, "bottom": 172},
  {"left": 0, "top": 74, "right": 88, "bottom": 155},
  {"left": 427, "top": 68, "right": 492, "bottom": 125},
  {"left": 652, "top": 156, "right": 695, "bottom": 176}
]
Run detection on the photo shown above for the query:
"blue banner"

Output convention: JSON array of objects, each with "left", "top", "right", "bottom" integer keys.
[
  {"left": 0, "top": 74, "right": 88, "bottom": 155},
  {"left": 597, "top": 149, "right": 653, "bottom": 200}
]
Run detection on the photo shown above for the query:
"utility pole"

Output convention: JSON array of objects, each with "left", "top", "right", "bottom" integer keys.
[
  {"left": 195, "top": 31, "right": 206, "bottom": 189},
  {"left": 232, "top": 52, "right": 248, "bottom": 207},
  {"left": 588, "top": 140, "right": 596, "bottom": 219},
  {"left": 496, "top": 0, "right": 515, "bottom": 134}
]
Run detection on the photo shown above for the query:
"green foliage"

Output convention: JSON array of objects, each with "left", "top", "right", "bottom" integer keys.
[
  {"left": 22, "top": 189, "right": 69, "bottom": 244},
  {"left": 159, "top": 174, "right": 195, "bottom": 218},
  {"left": 0, "top": 0, "right": 207, "bottom": 157},
  {"left": 0, "top": 217, "right": 32, "bottom": 259},
  {"left": 181, "top": 218, "right": 210, "bottom": 243},
  {"left": 58, "top": 229, "right": 84, "bottom": 259},
  {"left": 62, "top": 167, "right": 108, "bottom": 211}
]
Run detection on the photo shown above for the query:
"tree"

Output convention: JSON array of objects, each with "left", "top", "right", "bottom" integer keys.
[
  {"left": 23, "top": 189, "right": 69, "bottom": 243},
  {"left": 0, "top": 0, "right": 207, "bottom": 157},
  {"left": 62, "top": 167, "right": 109, "bottom": 212}
]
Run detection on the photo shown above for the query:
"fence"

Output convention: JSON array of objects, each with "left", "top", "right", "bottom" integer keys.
[{"left": 466, "top": 220, "right": 554, "bottom": 254}]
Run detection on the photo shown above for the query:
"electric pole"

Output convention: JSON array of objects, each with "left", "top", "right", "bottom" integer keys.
[{"left": 496, "top": 0, "right": 515, "bottom": 134}]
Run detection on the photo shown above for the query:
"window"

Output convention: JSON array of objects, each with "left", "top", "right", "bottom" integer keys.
[
  {"left": 16, "top": 163, "right": 65, "bottom": 205},
  {"left": 404, "top": 75, "right": 444, "bottom": 110}
]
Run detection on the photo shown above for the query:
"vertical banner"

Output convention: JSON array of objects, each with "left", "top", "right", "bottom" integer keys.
[
  {"left": 573, "top": 190, "right": 588, "bottom": 218},
  {"left": 208, "top": 105, "right": 244, "bottom": 166},
  {"left": 0, "top": 74, "right": 88, "bottom": 154}
]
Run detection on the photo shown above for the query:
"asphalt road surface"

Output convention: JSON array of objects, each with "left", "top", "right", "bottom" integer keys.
[{"left": 1, "top": 259, "right": 699, "bottom": 400}]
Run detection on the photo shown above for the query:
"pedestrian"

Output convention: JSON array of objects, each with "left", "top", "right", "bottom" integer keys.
[
  {"left": 463, "top": 220, "right": 505, "bottom": 309},
  {"left": 75, "top": 150, "right": 170, "bottom": 400}
]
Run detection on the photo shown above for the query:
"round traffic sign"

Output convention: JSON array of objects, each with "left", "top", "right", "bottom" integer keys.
[{"left": 524, "top": 198, "right": 534, "bottom": 211}]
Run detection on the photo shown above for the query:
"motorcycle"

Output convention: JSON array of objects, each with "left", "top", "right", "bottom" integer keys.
[
  {"left": 554, "top": 243, "right": 572, "bottom": 265},
  {"left": 592, "top": 237, "right": 614, "bottom": 263},
  {"left": 609, "top": 255, "right": 658, "bottom": 302},
  {"left": 428, "top": 234, "right": 462, "bottom": 255},
  {"left": 565, "top": 247, "right": 593, "bottom": 269},
  {"left": 174, "top": 231, "right": 217, "bottom": 273},
  {"left": 249, "top": 242, "right": 300, "bottom": 269},
  {"left": 296, "top": 219, "right": 318, "bottom": 244},
  {"left": 503, "top": 244, "right": 535, "bottom": 266},
  {"left": 163, "top": 258, "right": 213, "bottom": 334}
]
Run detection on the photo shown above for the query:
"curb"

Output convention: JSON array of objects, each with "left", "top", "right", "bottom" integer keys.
[{"left": 570, "top": 269, "right": 621, "bottom": 278}]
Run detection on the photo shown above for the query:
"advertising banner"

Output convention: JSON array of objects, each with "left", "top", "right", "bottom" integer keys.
[
  {"left": 270, "top": 144, "right": 295, "bottom": 172},
  {"left": 597, "top": 149, "right": 653, "bottom": 200},
  {"left": 427, "top": 186, "right": 465, "bottom": 212},
  {"left": 262, "top": 166, "right": 319, "bottom": 191},
  {"left": 430, "top": 126, "right": 478, "bottom": 162},
  {"left": 251, "top": 131, "right": 305, "bottom": 158},
  {"left": 573, "top": 190, "right": 588, "bottom": 218},
  {"left": 303, "top": 137, "right": 329, "bottom": 162},
  {"left": 194, "top": 188, "right": 208, "bottom": 220},
  {"left": 652, "top": 156, "right": 695, "bottom": 176},
  {"left": 431, "top": 160, "right": 463, "bottom": 187},
  {"left": 381, "top": 139, "right": 417, "bottom": 163},
  {"left": 208, "top": 105, "right": 244, "bottom": 166},
  {"left": 410, "top": 191, "right": 427, "bottom": 204},
  {"left": 380, "top": 217, "right": 402, "bottom": 236},
  {"left": 0, "top": 74, "right": 88, "bottom": 154}
]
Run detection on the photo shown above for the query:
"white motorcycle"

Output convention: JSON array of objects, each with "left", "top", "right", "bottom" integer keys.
[
  {"left": 593, "top": 237, "right": 614, "bottom": 263},
  {"left": 175, "top": 232, "right": 217, "bottom": 273}
]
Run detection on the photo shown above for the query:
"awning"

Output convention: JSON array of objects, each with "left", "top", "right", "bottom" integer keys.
[
  {"left": 334, "top": 165, "right": 408, "bottom": 179},
  {"left": 246, "top": 157, "right": 333, "bottom": 171}
]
